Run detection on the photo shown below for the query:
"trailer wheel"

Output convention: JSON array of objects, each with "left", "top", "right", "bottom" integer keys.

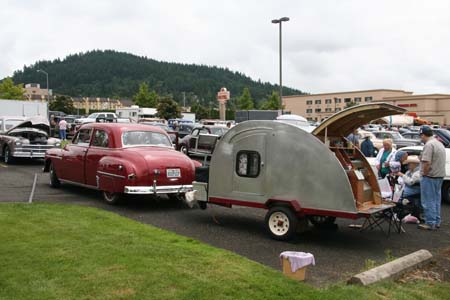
[
  {"left": 308, "top": 216, "right": 336, "bottom": 228},
  {"left": 265, "top": 206, "right": 298, "bottom": 241}
]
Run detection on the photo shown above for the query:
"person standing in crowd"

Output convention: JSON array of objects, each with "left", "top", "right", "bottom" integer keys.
[
  {"left": 361, "top": 135, "right": 375, "bottom": 157},
  {"left": 375, "top": 139, "right": 396, "bottom": 178},
  {"left": 58, "top": 118, "right": 68, "bottom": 140},
  {"left": 418, "top": 126, "right": 446, "bottom": 230},
  {"left": 226, "top": 122, "right": 231, "bottom": 129},
  {"left": 347, "top": 129, "right": 360, "bottom": 148}
]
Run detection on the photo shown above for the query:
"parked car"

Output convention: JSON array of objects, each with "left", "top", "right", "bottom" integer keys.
[
  {"left": 400, "top": 145, "right": 450, "bottom": 204},
  {"left": 75, "top": 112, "right": 118, "bottom": 125},
  {"left": 402, "top": 128, "right": 450, "bottom": 148},
  {"left": 140, "top": 122, "right": 179, "bottom": 145},
  {"left": 371, "top": 131, "right": 421, "bottom": 148},
  {"left": 190, "top": 103, "right": 407, "bottom": 240},
  {"left": 0, "top": 116, "right": 61, "bottom": 164},
  {"left": 358, "top": 130, "right": 387, "bottom": 151},
  {"left": 0, "top": 116, "right": 26, "bottom": 133},
  {"left": 178, "top": 125, "right": 229, "bottom": 156},
  {"left": 43, "top": 123, "right": 200, "bottom": 204},
  {"left": 176, "top": 123, "right": 195, "bottom": 139}
]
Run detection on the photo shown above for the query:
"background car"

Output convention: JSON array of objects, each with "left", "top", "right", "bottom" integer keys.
[
  {"left": 0, "top": 116, "right": 61, "bottom": 164},
  {"left": 402, "top": 128, "right": 450, "bottom": 147},
  {"left": 178, "top": 125, "right": 229, "bottom": 156},
  {"left": 140, "top": 122, "right": 179, "bottom": 145},
  {"left": 44, "top": 123, "right": 201, "bottom": 204},
  {"left": 371, "top": 131, "right": 421, "bottom": 148},
  {"left": 401, "top": 145, "right": 450, "bottom": 204}
]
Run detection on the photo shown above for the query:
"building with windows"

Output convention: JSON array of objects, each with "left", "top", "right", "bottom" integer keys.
[
  {"left": 283, "top": 89, "right": 413, "bottom": 122},
  {"left": 72, "top": 97, "right": 133, "bottom": 113},
  {"left": 283, "top": 89, "right": 450, "bottom": 124},
  {"left": 23, "top": 83, "right": 51, "bottom": 100}
]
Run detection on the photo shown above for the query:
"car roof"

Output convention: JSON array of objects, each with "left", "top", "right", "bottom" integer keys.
[{"left": 79, "top": 123, "right": 166, "bottom": 134}]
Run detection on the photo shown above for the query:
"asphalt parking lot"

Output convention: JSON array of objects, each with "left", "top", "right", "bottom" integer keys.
[{"left": 1, "top": 160, "right": 449, "bottom": 286}]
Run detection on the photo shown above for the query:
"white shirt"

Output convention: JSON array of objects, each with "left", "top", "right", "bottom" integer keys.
[{"left": 59, "top": 119, "right": 68, "bottom": 130}]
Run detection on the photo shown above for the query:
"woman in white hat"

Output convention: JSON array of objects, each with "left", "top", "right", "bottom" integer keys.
[{"left": 397, "top": 156, "right": 421, "bottom": 218}]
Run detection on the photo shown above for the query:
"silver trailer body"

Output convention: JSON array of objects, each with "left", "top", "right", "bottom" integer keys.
[
  {"left": 193, "top": 103, "right": 407, "bottom": 237},
  {"left": 209, "top": 120, "right": 358, "bottom": 214}
]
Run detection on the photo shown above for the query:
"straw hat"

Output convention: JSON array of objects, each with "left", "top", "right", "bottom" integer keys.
[{"left": 404, "top": 155, "right": 420, "bottom": 165}]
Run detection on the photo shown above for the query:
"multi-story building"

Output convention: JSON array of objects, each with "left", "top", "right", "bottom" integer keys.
[
  {"left": 283, "top": 89, "right": 413, "bottom": 122},
  {"left": 283, "top": 89, "right": 450, "bottom": 125},
  {"left": 23, "top": 83, "right": 51, "bottom": 100},
  {"left": 72, "top": 97, "right": 133, "bottom": 113}
]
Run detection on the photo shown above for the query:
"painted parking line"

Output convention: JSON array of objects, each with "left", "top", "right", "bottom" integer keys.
[{"left": 0, "top": 163, "right": 7, "bottom": 168}]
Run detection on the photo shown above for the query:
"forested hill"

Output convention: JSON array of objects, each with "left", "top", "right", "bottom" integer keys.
[{"left": 10, "top": 50, "right": 304, "bottom": 105}]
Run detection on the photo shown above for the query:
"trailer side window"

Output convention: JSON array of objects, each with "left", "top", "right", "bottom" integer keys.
[{"left": 236, "top": 151, "right": 260, "bottom": 178}]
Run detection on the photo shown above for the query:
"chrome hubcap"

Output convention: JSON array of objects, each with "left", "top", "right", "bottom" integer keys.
[{"left": 269, "top": 212, "right": 290, "bottom": 236}]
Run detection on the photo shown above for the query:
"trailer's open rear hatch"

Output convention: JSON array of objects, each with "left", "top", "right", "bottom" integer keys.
[
  {"left": 312, "top": 103, "right": 406, "bottom": 211},
  {"left": 312, "top": 103, "right": 406, "bottom": 139}
]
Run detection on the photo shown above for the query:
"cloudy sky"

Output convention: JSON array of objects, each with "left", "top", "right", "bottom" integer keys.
[{"left": 1, "top": 0, "right": 450, "bottom": 94}]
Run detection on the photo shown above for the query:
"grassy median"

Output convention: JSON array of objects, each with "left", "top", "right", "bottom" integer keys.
[{"left": 0, "top": 203, "right": 448, "bottom": 300}]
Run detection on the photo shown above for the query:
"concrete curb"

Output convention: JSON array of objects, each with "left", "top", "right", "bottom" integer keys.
[{"left": 348, "top": 249, "right": 433, "bottom": 286}]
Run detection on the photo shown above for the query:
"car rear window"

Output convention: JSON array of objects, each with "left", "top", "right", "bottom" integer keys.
[{"left": 122, "top": 131, "right": 172, "bottom": 147}]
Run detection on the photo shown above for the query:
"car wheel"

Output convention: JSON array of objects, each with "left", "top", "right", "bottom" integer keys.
[
  {"left": 3, "top": 146, "right": 14, "bottom": 164},
  {"left": 308, "top": 215, "right": 336, "bottom": 228},
  {"left": 49, "top": 162, "right": 61, "bottom": 188},
  {"left": 180, "top": 145, "right": 188, "bottom": 155},
  {"left": 442, "top": 181, "right": 450, "bottom": 204},
  {"left": 265, "top": 206, "right": 299, "bottom": 241},
  {"left": 102, "top": 191, "right": 123, "bottom": 205}
]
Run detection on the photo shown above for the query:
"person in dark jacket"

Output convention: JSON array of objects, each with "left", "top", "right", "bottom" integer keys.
[{"left": 361, "top": 135, "right": 375, "bottom": 157}]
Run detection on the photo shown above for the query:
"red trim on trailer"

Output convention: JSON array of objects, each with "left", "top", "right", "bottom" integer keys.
[
  {"left": 208, "top": 196, "right": 361, "bottom": 220},
  {"left": 208, "top": 197, "right": 267, "bottom": 209}
]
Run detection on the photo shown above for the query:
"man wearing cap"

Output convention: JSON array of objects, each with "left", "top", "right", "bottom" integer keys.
[{"left": 418, "top": 125, "right": 446, "bottom": 230}]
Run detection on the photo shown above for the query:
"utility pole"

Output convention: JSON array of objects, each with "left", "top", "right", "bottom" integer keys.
[{"left": 37, "top": 69, "right": 50, "bottom": 102}]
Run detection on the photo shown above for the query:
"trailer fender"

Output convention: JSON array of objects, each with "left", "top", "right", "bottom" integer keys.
[{"left": 265, "top": 199, "right": 303, "bottom": 214}]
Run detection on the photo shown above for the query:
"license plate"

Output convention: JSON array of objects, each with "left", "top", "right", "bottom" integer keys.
[{"left": 166, "top": 168, "right": 181, "bottom": 178}]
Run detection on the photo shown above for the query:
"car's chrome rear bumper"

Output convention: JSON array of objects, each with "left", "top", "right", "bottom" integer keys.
[{"left": 124, "top": 185, "right": 193, "bottom": 194}]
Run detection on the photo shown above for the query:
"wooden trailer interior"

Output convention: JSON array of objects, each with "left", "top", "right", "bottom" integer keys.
[{"left": 325, "top": 136, "right": 382, "bottom": 211}]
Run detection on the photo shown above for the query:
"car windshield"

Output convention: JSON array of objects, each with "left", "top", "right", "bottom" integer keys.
[
  {"left": 210, "top": 127, "right": 228, "bottom": 135},
  {"left": 87, "top": 113, "right": 99, "bottom": 119},
  {"left": 4, "top": 119, "right": 24, "bottom": 130},
  {"left": 122, "top": 131, "right": 172, "bottom": 147},
  {"left": 391, "top": 132, "right": 403, "bottom": 139}
]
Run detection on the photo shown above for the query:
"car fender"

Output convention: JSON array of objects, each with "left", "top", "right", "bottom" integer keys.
[{"left": 97, "top": 156, "right": 136, "bottom": 193}]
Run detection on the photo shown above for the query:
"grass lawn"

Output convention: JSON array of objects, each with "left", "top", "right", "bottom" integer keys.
[{"left": 0, "top": 203, "right": 448, "bottom": 300}]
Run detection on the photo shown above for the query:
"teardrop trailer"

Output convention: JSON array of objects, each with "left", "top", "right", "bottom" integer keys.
[{"left": 191, "top": 103, "right": 407, "bottom": 240}]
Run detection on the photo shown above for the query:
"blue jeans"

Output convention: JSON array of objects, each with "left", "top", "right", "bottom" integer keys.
[
  {"left": 59, "top": 129, "right": 66, "bottom": 140},
  {"left": 420, "top": 176, "right": 443, "bottom": 226}
]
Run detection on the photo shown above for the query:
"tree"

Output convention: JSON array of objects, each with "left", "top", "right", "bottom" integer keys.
[
  {"left": 259, "top": 91, "right": 282, "bottom": 110},
  {"left": 237, "top": 87, "right": 254, "bottom": 110},
  {"left": 0, "top": 78, "right": 25, "bottom": 100},
  {"left": 157, "top": 96, "right": 182, "bottom": 120},
  {"left": 133, "top": 82, "right": 159, "bottom": 107},
  {"left": 191, "top": 102, "right": 209, "bottom": 120},
  {"left": 49, "top": 95, "right": 74, "bottom": 114}
]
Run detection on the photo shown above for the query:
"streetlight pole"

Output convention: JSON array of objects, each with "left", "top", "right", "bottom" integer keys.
[
  {"left": 37, "top": 69, "right": 49, "bottom": 102},
  {"left": 271, "top": 17, "right": 289, "bottom": 111}
]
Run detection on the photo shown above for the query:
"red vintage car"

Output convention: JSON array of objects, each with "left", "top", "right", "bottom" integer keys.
[{"left": 43, "top": 123, "right": 201, "bottom": 204}]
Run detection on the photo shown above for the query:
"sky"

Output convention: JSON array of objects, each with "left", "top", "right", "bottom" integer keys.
[{"left": 1, "top": 0, "right": 450, "bottom": 94}]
